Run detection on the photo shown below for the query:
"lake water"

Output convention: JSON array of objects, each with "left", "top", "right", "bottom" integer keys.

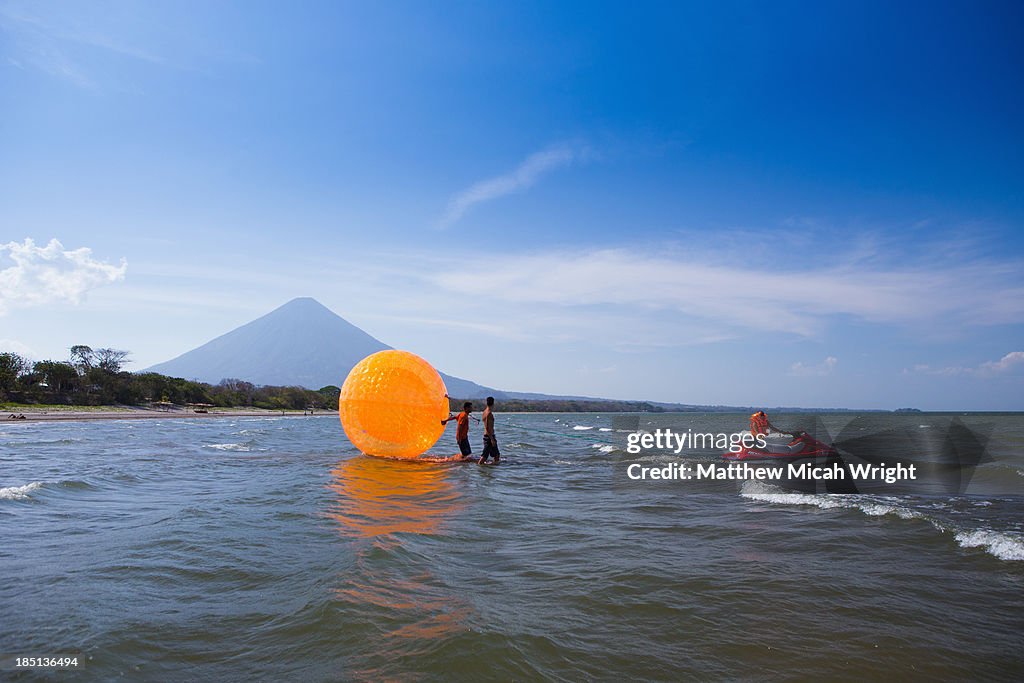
[{"left": 2, "top": 413, "right": 1022, "bottom": 681}]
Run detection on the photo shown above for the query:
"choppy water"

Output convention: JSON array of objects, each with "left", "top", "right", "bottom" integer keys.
[{"left": 2, "top": 413, "right": 1022, "bottom": 681}]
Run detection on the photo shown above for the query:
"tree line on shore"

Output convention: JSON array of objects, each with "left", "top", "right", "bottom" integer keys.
[
  {"left": 446, "top": 397, "right": 668, "bottom": 413},
  {"left": 1, "top": 346, "right": 672, "bottom": 413},
  {"left": 0, "top": 347, "right": 340, "bottom": 410}
]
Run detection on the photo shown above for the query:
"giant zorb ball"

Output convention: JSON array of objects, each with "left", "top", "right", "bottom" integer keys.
[{"left": 339, "top": 350, "right": 448, "bottom": 459}]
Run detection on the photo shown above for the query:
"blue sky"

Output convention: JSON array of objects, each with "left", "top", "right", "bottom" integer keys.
[{"left": 1, "top": 0, "right": 1022, "bottom": 410}]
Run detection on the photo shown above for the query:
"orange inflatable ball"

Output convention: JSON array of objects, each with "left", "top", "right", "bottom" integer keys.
[{"left": 339, "top": 350, "right": 449, "bottom": 459}]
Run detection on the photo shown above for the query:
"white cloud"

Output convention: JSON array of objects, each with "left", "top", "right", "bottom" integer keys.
[
  {"left": 906, "top": 352, "right": 1024, "bottom": 378},
  {"left": 428, "top": 248, "right": 1024, "bottom": 336},
  {"left": 438, "top": 144, "right": 588, "bottom": 228},
  {"left": 790, "top": 356, "right": 838, "bottom": 377},
  {"left": 979, "top": 351, "right": 1024, "bottom": 375},
  {"left": 1, "top": 5, "right": 100, "bottom": 88},
  {"left": 0, "top": 238, "right": 127, "bottom": 315},
  {"left": 578, "top": 365, "right": 618, "bottom": 375},
  {"left": 101, "top": 242, "right": 1019, "bottom": 360},
  {"left": 0, "top": 3, "right": 240, "bottom": 90}
]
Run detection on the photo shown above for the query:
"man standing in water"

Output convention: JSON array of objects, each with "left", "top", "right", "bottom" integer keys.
[
  {"left": 480, "top": 396, "right": 500, "bottom": 465},
  {"left": 442, "top": 401, "right": 474, "bottom": 460}
]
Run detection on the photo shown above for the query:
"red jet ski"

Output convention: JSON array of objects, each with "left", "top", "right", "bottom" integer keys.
[{"left": 723, "top": 432, "right": 836, "bottom": 461}]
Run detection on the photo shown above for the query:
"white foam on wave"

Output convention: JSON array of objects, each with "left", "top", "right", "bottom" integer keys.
[
  {"left": 598, "top": 428, "right": 612, "bottom": 432},
  {"left": 204, "top": 443, "right": 251, "bottom": 452},
  {"left": 857, "top": 501, "right": 920, "bottom": 519},
  {"left": 741, "top": 480, "right": 845, "bottom": 510},
  {"left": 740, "top": 481, "right": 919, "bottom": 519},
  {"left": 573, "top": 426, "right": 594, "bottom": 431},
  {"left": 590, "top": 444, "right": 616, "bottom": 453},
  {"left": 954, "top": 529, "right": 1024, "bottom": 561},
  {"left": 0, "top": 481, "right": 43, "bottom": 500},
  {"left": 742, "top": 482, "right": 1024, "bottom": 562}
]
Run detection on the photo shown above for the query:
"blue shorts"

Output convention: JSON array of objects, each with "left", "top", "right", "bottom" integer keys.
[
  {"left": 481, "top": 435, "right": 500, "bottom": 461},
  {"left": 457, "top": 438, "right": 472, "bottom": 456}
]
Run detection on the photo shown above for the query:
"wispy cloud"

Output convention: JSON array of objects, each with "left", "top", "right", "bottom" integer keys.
[
  {"left": 0, "top": 8, "right": 97, "bottom": 88},
  {"left": 0, "top": 238, "right": 127, "bottom": 315},
  {"left": 790, "top": 356, "right": 838, "bottom": 377},
  {"left": 578, "top": 364, "right": 618, "bottom": 375},
  {"left": 428, "top": 248, "right": 1024, "bottom": 337},
  {"left": 438, "top": 143, "right": 589, "bottom": 228},
  {"left": 979, "top": 351, "right": 1024, "bottom": 375},
  {"left": 907, "top": 352, "right": 1024, "bottom": 378},
  {"left": 0, "top": 2, "right": 209, "bottom": 89},
  {"left": 102, "top": 239, "right": 1021, "bottom": 357}
]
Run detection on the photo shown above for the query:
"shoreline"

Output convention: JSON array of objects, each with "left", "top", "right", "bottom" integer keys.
[
  {"left": 3, "top": 407, "right": 336, "bottom": 424},
  {"left": 5, "top": 407, "right": 1015, "bottom": 425}
]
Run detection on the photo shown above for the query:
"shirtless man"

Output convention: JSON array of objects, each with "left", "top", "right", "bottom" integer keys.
[{"left": 480, "top": 396, "right": 500, "bottom": 465}]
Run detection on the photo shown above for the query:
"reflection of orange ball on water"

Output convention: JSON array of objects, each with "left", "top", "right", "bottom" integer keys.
[{"left": 338, "top": 350, "right": 448, "bottom": 459}]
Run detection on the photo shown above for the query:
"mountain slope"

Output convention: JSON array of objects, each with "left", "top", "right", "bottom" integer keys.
[{"left": 146, "top": 297, "right": 499, "bottom": 396}]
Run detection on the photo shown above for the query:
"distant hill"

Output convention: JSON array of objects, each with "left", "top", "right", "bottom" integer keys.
[
  {"left": 145, "top": 297, "right": 872, "bottom": 412},
  {"left": 146, "top": 297, "right": 499, "bottom": 396}
]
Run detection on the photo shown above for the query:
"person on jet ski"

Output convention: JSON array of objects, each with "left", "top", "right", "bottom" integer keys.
[
  {"left": 749, "top": 410, "right": 790, "bottom": 438},
  {"left": 750, "top": 411, "right": 810, "bottom": 455}
]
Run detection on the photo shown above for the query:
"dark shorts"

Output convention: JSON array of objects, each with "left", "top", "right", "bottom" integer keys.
[
  {"left": 457, "top": 438, "right": 472, "bottom": 456},
  {"left": 481, "top": 435, "right": 500, "bottom": 461}
]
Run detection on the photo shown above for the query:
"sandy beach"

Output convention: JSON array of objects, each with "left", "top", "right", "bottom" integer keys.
[{"left": 2, "top": 406, "right": 336, "bottom": 423}]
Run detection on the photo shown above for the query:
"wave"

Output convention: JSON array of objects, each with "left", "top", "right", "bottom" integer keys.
[
  {"left": 8, "top": 438, "right": 83, "bottom": 447},
  {"left": 598, "top": 428, "right": 612, "bottom": 432},
  {"left": 234, "top": 428, "right": 269, "bottom": 436},
  {"left": 204, "top": 441, "right": 262, "bottom": 452},
  {"left": 741, "top": 481, "right": 1023, "bottom": 561},
  {"left": 0, "top": 481, "right": 43, "bottom": 500},
  {"left": 740, "top": 481, "right": 919, "bottom": 519},
  {"left": 573, "top": 426, "right": 594, "bottom": 431},
  {"left": 590, "top": 444, "right": 616, "bottom": 453},
  {"left": 954, "top": 529, "right": 1024, "bottom": 561}
]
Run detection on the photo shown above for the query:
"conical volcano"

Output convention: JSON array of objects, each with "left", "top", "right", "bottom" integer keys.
[{"left": 146, "top": 297, "right": 499, "bottom": 396}]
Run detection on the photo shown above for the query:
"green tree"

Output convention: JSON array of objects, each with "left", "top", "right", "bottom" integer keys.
[
  {"left": 69, "top": 345, "right": 95, "bottom": 373},
  {"left": 33, "top": 360, "right": 78, "bottom": 393},
  {"left": 95, "top": 348, "right": 130, "bottom": 373},
  {"left": 317, "top": 385, "right": 340, "bottom": 407},
  {"left": 217, "top": 378, "right": 255, "bottom": 406},
  {"left": 0, "top": 352, "right": 29, "bottom": 396}
]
